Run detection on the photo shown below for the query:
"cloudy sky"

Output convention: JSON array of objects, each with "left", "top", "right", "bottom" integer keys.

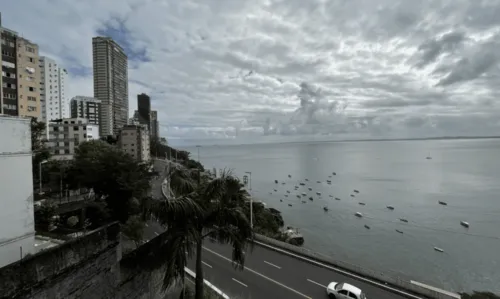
[{"left": 3, "top": 0, "right": 500, "bottom": 145}]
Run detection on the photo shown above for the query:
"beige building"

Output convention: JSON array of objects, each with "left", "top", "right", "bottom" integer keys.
[
  {"left": 16, "top": 37, "right": 41, "bottom": 118},
  {"left": 47, "top": 118, "right": 100, "bottom": 160},
  {"left": 119, "top": 124, "right": 150, "bottom": 162}
]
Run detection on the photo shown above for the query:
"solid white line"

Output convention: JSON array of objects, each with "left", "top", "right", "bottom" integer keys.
[
  {"left": 264, "top": 260, "right": 281, "bottom": 269},
  {"left": 202, "top": 261, "right": 213, "bottom": 268},
  {"left": 252, "top": 240, "right": 424, "bottom": 299},
  {"left": 307, "top": 279, "right": 326, "bottom": 288},
  {"left": 232, "top": 278, "right": 248, "bottom": 287},
  {"left": 203, "top": 246, "right": 312, "bottom": 299},
  {"left": 184, "top": 267, "right": 230, "bottom": 299},
  {"left": 154, "top": 232, "right": 159, "bottom": 236}
]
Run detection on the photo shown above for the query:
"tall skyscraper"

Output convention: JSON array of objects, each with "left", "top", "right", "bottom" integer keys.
[
  {"left": 150, "top": 110, "right": 159, "bottom": 141},
  {"left": 1, "top": 17, "right": 41, "bottom": 118},
  {"left": 92, "top": 36, "right": 128, "bottom": 137},
  {"left": 137, "top": 93, "right": 151, "bottom": 130},
  {"left": 39, "top": 56, "right": 68, "bottom": 123},
  {"left": 70, "top": 96, "right": 101, "bottom": 126}
]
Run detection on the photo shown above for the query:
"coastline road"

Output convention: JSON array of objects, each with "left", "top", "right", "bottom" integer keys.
[{"left": 188, "top": 241, "right": 414, "bottom": 299}]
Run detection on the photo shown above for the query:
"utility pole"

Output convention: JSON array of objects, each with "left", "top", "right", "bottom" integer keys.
[{"left": 244, "top": 171, "right": 253, "bottom": 229}]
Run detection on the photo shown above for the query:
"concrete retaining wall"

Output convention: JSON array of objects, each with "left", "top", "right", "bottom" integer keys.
[{"left": 253, "top": 234, "right": 460, "bottom": 299}]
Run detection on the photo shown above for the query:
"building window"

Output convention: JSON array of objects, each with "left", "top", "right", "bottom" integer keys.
[
  {"left": 73, "top": 126, "right": 79, "bottom": 131},
  {"left": 28, "top": 86, "right": 36, "bottom": 92},
  {"left": 28, "top": 96, "right": 37, "bottom": 102},
  {"left": 64, "top": 149, "right": 70, "bottom": 154},
  {"left": 28, "top": 57, "right": 34, "bottom": 63},
  {"left": 1, "top": 60, "right": 15, "bottom": 68},
  {"left": 27, "top": 106, "right": 37, "bottom": 112},
  {"left": 26, "top": 46, "right": 35, "bottom": 53},
  {"left": 4, "top": 93, "right": 16, "bottom": 99}
]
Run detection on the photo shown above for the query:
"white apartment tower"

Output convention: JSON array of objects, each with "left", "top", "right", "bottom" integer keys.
[
  {"left": 39, "top": 56, "right": 68, "bottom": 123},
  {"left": 92, "top": 37, "right": 128, "bottom": 138}
]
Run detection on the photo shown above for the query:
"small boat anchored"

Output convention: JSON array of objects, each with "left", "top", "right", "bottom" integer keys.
[
  {"left": 395, "top": 229, "right": 404, "bottom": 234},
  {"left": 438, "top": 201, "right": 448, "bottom": 206},
  {"left": 316, "top": 192, "right": 321, "bottom": 196},
  {"left": 288, "top": 174, "right": 292, "bottom": 178},
  {"left": 309, "top": 197, "right": 314, "bottom": 201},
  {"left": 275, "top": 180, "right": 278, "bottom": 184},
  {"left": 353, "top": 190, "right": 360, "bottom": 193},
  {"left": 335, "top": 197, "right": 341, "bottom": 200},
  {"left": 460, "top": 221, "right": 470, "bottom": 228},
  {"left": 323, "top": 206, "right": 329, "bottom": 212},
  {"left": 301, "top": 192, "right": 307, "bottom": 196},
  {"left": 387, "top": 205, "right": 395, "bottom": 210},
  {"left": 399, "top": 218, "right": 408, "bottom": 223},
  {"left": 359, "top": 202, "right": 366, "bottom": 206},
  {"left": 434, "top": 247, "right": 444, "bottom": 253},
  {"left": 355, "top": 212, "right": 363, "bottom": 218},
  {"left": 308, "top": 187, "right": 312, "bottom": 191},
  {"left": 364, "top": 225, "right": 370, "bottom": 229}
]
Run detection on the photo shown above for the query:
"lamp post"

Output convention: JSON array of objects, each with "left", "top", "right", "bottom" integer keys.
[
  {"left": 244, "top": 171, "right": 253, "bottom": 229},
  {"left": 39, "top": 160, "right": 48, "bottom": 194}
]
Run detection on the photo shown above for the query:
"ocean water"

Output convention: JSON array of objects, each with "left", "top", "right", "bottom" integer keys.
[{"left": 184, "top": 139, "right": 500, "bottom": 293}]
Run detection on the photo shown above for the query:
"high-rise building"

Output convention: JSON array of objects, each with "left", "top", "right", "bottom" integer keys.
[
  {"left": 137, "top": 93, "right": 151, "bottom": 130},
  {"left": 150, "top": 110, "right": 159, "bottom": 141},
  {"left": 118, "top": 124, "right": 150, "bottom": 162},
  {"left": 0, "top": 22, "right": 41, "bottom": 118},
  {"left": 47, "top": 118, "right": 100, "bottom": 160},
  {"left": 70, "top": 96, "right": 101, "bottom": 126},
  {"left": 92, "top": 36, "right": 128, "bottom": 137},
  {"left": 39, "top": 56, "right": 68, "bottom": 123}
]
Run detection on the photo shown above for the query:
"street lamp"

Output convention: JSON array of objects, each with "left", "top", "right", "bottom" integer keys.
[
  {"left": 39, "top": 160, "right": 48, "bottom": 194},
  {"left": 244, "top": 171, "right": 253, "bottom": 229}
]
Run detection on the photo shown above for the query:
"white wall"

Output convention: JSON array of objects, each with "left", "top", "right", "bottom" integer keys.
[
  {"left": 0, "top": 116, "right": 35, "bottom": 268},
  {"left": 86, "top": 124, "right": 100, "bottom": 141}
]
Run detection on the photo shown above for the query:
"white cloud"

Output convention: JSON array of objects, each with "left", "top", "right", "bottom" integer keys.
[{"left": 3, "top": 0, "right": 500, "bottom": 145}]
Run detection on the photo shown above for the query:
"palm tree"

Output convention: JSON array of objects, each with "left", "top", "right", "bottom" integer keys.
[{"left": 146, "top": 162, "right": 254, "bottom": 299}]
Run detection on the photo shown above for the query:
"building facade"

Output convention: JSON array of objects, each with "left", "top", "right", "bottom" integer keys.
[
  {"left": 150, "top": 110, "right": 159, "bottom": 141},
  {"left": 119, "top": 124, "right": 150, "bottom": 162},
  {"left": 16, "top": 37, "right": 41, "bottom": 118},
  {"left": 1, "top": 27, "right": 18, "bottom": 116},
  {"left": 70, "top": 96, "right": 101, "bottom": 126},
  {"left": 92, "top": 37, "right": 128, "bottom": 137},
  {"left": 39, "top": 56, "right": 68, "bottom": 124},
  {"left": 137, "top": 93, "right": 151, "bottom": 130},
  {"left": 47, "top": 118, "right": 100, "bottom": 160},
  {"left": 0, "top": 115, "right": 35, "bottom": 268}
]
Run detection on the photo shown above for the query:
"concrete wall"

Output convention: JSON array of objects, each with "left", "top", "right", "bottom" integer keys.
[
  {"left": 253, "top": 233, "right": 460, "bottom": 299},
  {"left": 0, "top": 116, "right": 35, "bottom": 268},
  {"left": 0, "top": 222, "right": 184, "bottom": 299}
]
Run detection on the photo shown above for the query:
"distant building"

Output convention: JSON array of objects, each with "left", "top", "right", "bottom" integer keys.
[
  {"left": 150, "top": 110, "right": 159, "bottom": 141},
  {"left": 1, "top": 25, "right": 41, "bottom": 118},
  {"left": 39, "top": 56, "right": 68, "bottom": 123},
  {"left": 92, "top": 36, "right": 128, "bottom": 137},
  {"left": 70, "top": 96, "right": 101, "bottom": 126},
  {"left": 132, "top": 93, "right": 159, "bottom": 141},
  {"left": 47, "top": 118, "right": 100, "bottom": 160},
  {"left": 0, "top": 115, "right": 36, "bottom": 268},
  {"left": 118, "top": 124, "right": 150, "bottom": 162}
]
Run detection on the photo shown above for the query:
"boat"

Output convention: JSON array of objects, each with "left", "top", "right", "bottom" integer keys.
[
  {"left": 316, "top": 192, "right": 321, "bottom": 195},
  {"left": 395, "top": 229, "right": 403, "bottom": 234},
  {"left": 280, "top": 199, "right": 283, "bottom": 202},
  {"left": 308, "top": 187, "right": 312, "bottom": 191},
  {"left": 355, "top": 212, "right": 363, "bottom": 218},
  {"left": 309, "top": 197, "right": 313, "bottom": 201},
  {"left": 286, "top": 190, "right": 290, "bottom": 193},
  {"left": 399, "top": 218, "right": 408, "bottom": 223},
  {"left": 296, "top": 195, "right": 301, "bottom": 198},
  {"left": 335, "top": 197, "right": 341, "bottom": 200},
  {"left": 434, "top": 247, "right": 444, "bottom": 253},
  {"left": 328, "top": 194, "right": 333, "bottom": 197},
  {"left": 328, "top": 175, "right": 332, "bottom": 178},
  {"left": 460, "top": 221, "right": 470, "bottom": 228},
  {"left": 316, "top": 180, "right": 321, "bottom": 183},
  {"left": 282, "top": 182, "right": 286, "bottom": 185},
  {"left": 305, "top": 179, "right": 309, "bottom": 181},
  {"left": 283, "top": 227, "right": 304, "bottom": 246},
  {"left": 387, "top": 205, "right": 395, "bottom": 210},
  {"left": 353, "top": 190, "right": 359, "bottom": 193},
  {"left": 364, "top": 225, "right": 370, "bottom": 229},
  {"left": 302, "top": 201, "right": 306, "bottom": 203},
  {"left": 300, "top": 182, "right": 305, "bottom": 186},
  {"left": 438, "top": 201, "right": 447, "bottom": 206},
  {"left": 288, "top": 204, "right": 293, "bottom": 207},
  {"left": 332, "top": 172, "right": 336, "bottom": 175},
  {"left": 273, "top": 189, "right": 277, "bottom": 192},
  {"left": 350, "top": 194, "right": 355, "bottom": 197},
  {"left": 288, "top": 175, "right": 292, "bottom": 178},
  {"left": 284, "top": 195, "right": 288, "bottom": 197},
  {"left": 301, "top": 192, "right": 307, "bottom": 196},
  {"left": 323, "top": 206, "right": 329, "bottom": 211},
  {"left": 359, "top": 202, "right": 366, "bottom": 206},
  {"left": 275, "top": 180, "right": 278, "bottom": 184},
  {"left": 326, "top": 180, "right": 332, "bottom": 183}
]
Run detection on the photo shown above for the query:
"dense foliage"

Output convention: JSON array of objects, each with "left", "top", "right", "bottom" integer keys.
[
  {"left": 31, "top": 118, "right": 51, "bottom": 192},
  {"left": 462, "top": 292, "right": 500, "bottom": 299}
]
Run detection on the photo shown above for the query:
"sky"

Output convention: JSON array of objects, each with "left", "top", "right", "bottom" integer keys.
[{"left": 2, "top": 0, "right": 500, "bottom": 146}]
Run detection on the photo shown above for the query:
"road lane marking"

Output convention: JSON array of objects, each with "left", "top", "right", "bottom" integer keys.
[
  {"left": 264, "top": 260, "right": 281, "bottom": 269},
  {"left": 307, "top": 279, "right": 326, "bottom": 288},
  {"left": 232, "top": 278, "right": 248, "bottom": 287},
  {"left": 154, "top": 232, "right": 159, "bottom": 236},
  {"left": 252, "top": 240, "right": 426, "bottom": 299},
  {"left": 203, "top": 246, "right": 312, "bottom": 299},
  {"left": 202, "top": 261, "right": 213, "bottom": 268}
]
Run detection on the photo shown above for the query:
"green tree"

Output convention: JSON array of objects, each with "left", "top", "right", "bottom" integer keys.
[
  {"left": 72, "top": 140, "right": 152, "bottom": 223},
  {"left": 145, "top": 164, "right": 253, "bottom": 299},
  {"left": 122, "top": 215, "right": 145, "bottom": 248},
  {"left": 34, "top": 201, "right": 57, "bottom": 231},
  {"left": 31, "top": 118, "right": 50, "bottom": 191}
]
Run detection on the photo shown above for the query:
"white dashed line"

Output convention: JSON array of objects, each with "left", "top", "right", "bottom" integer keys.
[
  {"left": 232, "top": 278, "right": 248, "bottom": 287},
  {"left": 264, "top": 260, "right": 281, "bottom": 269},
  {"left": 307, "top": 279, "right": 327, "bottom": 288},
  {"left": 202, "top": 261, "right": 212, "bottom": 268},
  {"left": 154, "top": 232, "right": 159, "bottom": 236}
]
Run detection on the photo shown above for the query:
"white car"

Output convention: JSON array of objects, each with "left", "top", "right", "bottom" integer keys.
[{"left": 326, "top": 282, "right": 367, "bottom": 299}]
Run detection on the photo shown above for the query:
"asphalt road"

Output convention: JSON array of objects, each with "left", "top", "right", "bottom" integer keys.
[{"left": 187, "top": 241, "right": 412, "bottom": 299}]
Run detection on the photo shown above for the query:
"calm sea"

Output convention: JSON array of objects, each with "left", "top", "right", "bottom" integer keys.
[{"left": 184, "top": 139, "right": 500, "bottom": 293}]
